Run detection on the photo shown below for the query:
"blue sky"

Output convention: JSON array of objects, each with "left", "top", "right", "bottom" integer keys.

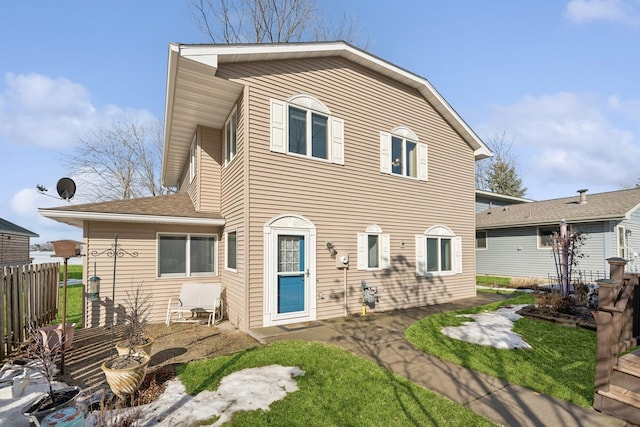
[{"left": 2, "top": 0, "right": 640, "bottom": 244}]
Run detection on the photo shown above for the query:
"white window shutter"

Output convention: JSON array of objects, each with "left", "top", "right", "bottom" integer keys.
[
  {"left": 270, "top": 99, "right": 286, "bottom": 153},
  {"left": 415, "top": 235, "right": 426, "bottom": 276},
  {"left": 357, "top": 233, "right": 367, "bottom": 270},
  {"left": 454, "top": 236, "right": 462, "bottom": 274},
  {"left": 381, "top": 234, "right": 391, "bottom": 269},
  {"left": 418, "top": 143, "right": 428, "bottom": 181},
  {"left": 380, "top": 132, "right": 391, "bottom": 174},
  {"left": 331, "top": 117, "right": 344, "bottom": 165}
]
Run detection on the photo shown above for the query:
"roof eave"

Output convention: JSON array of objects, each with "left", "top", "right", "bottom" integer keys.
[
  {"left": 39, "top": 209, "right": 225, "bottom": 228},
  {"left": 477, "top": 215, "right": 625, "bottom": 230}
]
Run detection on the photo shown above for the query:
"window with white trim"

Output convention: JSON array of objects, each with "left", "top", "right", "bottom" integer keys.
[
  {"left": 475, "top": 231, "right": 487, "bottom": 250},
  {"left": 225, "top": 108, "right": 237, "bottom": 164},
  {"left": 225, "top": 230, "right": 237, "bottom": 271},
  {"left": 416, "top": 226, "right": 461, "bottom": 276},
  {"left": 158, "top": 234, "right": 216, "bottom": 277},
  {"left": 189, "top": 134, "right": 197, "bottom": 183},
  {"left": 270, "top": 95, "right": 344, "bottom": 165},
  {"left": 617, "top": 225, "right": 627, "bottom": 259},
  {"left": 380, "top": 127, "right": 427, "bottom": 181},
  {"left": 357, "top": 224, "right": 390, "bottom": 270}
]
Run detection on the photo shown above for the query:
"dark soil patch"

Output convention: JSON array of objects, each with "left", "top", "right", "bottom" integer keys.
[
  {"left": 24, "top": 387, "right": 80, "bottom": 414},
  {"left": 517, "top": 305, "right": 596, "bottom": 331}
]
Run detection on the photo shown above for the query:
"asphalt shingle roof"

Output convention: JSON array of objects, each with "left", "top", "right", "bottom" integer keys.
[
  {"left": 0, "top": 218, "right": 39, "bottom": 237},
  {"left": 40, "top": 192, "right": 222, "bottom": 220},
  {"left": 476, "top": 188, "right": 640, "bottom": 229}
]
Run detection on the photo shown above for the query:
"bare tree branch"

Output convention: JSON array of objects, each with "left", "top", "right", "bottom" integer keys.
[
  {"left": 189, "top": 0, "right": 364, "bottom": 45},
  {"left": 65, "top": 118, "right": 172, "bottom": 202}
]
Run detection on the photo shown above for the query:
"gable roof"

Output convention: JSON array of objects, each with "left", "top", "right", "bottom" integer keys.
[
  {"left": 0, "top": 218, "right": 39, "bottom": 238},
  {"left": 38, "top": 192, "right": 224, "bottom": 228},
  {"left": 476, "top": 188, "right": 640, "bottom": 229},
  {"left": 163, "top": 41, "right": 492, "bottom": 187}
]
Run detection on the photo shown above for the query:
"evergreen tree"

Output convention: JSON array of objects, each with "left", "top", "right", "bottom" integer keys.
[{"left": 486, "top": 157, "right": 527, "bottom": 197}]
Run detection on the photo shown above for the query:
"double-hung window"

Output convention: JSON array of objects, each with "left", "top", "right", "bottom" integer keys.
[
  {"left": 225, "top": 108, "right": 237, "bottom": 164},
  {"left": 270, "top": 96, "right": 344, "bottom": 165},
  {"left": 357, "top": 225, "right": 390, "bottom": 270},
  {"left": 391, "top": 136, "right": 418, "bottom": 178},
  {"left": 416, "top": 226, "right": 461, "bottom": 276},
  {"left": 158, "top": 234, "right": 216, "bottom": 277},
  {"left": 288, "top": 106, "right": 329, "bottom": 160},
  {"left": 380, "top": 127, "right": 428, "bottom": 181}
]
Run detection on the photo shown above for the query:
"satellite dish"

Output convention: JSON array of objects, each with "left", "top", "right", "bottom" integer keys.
[{"left": 56, "top": 177, "right": 76, "bottom": 200}]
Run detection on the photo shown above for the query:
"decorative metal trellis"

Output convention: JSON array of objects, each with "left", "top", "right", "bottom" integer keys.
[{"left": 90, "top": 234, "right": 138, "bottom": 356}]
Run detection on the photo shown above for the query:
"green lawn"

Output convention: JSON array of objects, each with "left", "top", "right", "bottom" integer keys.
[
  {"left": 178, "top": 340, "right": 494, "bottom": 426},
  {"left": 476, "top": 275, "right": 511, "bottom": 287},
  {"left": 406, "top": 293, "right": 596, "bottom": 407}
]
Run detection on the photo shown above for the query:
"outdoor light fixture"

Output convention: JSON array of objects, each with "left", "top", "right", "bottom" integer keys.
[{"left": 326, "top": 242, "right": 337, "bottom": 256}]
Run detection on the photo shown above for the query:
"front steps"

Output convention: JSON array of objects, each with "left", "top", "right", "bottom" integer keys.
[{"left": 595, "top": 351, "right": 640, "bottom": 425}]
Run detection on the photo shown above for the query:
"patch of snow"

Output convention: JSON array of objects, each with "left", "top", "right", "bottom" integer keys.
[
  {"left": 441, "top": 304, "right": 532, "bottom": 350},
  {"left": 85, "top": 364, "right": 305, "bottom": 427}
]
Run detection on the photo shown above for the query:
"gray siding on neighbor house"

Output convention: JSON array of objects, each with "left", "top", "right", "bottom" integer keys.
[
  {"left": 620, "top": 207, "right": 640, "bottom": 273},
  {"left": 476, "top": 221, "right": 610, "bottom": 280}
]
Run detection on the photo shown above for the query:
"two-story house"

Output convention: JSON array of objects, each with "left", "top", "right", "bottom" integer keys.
[{"left": 40, "top": 41, "right": 491, "bottom": 332}]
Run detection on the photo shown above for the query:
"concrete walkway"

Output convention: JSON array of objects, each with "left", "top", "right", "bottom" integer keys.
[{"left": 250, "top": 293, "right": 627, "bottom": 427}]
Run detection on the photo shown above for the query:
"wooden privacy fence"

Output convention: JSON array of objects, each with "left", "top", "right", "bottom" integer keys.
[{"left": 1, "top": 262, "right": 59, "bottom": 360}]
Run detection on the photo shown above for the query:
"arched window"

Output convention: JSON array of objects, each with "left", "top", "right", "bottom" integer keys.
[
  {"left": 357, "top": 224, "right": 390, "bottom": 270},
  {"left": 415, "top": 226, "right": 461, "bottom": 276},
  {"left": 270, "top": 95, "right": 344, "bottom": 165},
  {"left": 380, "top": 126, "right": 427, "bottom": 181}
]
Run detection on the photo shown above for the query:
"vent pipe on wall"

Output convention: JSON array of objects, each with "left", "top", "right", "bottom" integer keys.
[{"left": 578, "top": 189, "right": 588, "bottom": 204}]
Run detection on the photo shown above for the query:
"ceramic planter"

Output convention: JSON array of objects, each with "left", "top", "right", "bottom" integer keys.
[
  {"left": 22, "top": 386, "right": 81, "bottom": 425},
  {"left": 101, "top": 352, "right": 151, "bottom": 399},
  {"left": 115, "top": 336, "right": 154, "bottom": 357}
]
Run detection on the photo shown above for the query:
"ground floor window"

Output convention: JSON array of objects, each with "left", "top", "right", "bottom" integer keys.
[
  {"left": 416, "top": 226, "right": 461, "bottom": 276},
  {"left": 357, "top": 224, "right": 390, "bottom": 270},
  {"left": 158, "top": 234, "right": 216, "bottom": 277},
  {"left": 476, "top": 231, "right": 487, "bottom": 249}
]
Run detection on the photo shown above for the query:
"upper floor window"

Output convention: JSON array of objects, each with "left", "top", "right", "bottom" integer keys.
[
  {"left": 158, "top": 233, "right": 217, "bottom": 278},
  {"left": 270, "top": 95, "right": 344, "bottom": 165},
  {"left": 357, "top": 224, "right": 390, "bottom": 270},
  {"left": 225, "top": 108, "right": 238, "bottom": 164},
  {"left": 416, "top": 225, "right": 461, "bottom": 276},
  {"left": 189, "top": 134, "right": 197, "bottom": 183},
  {"left": 380, "top": 127, "right": 427, "bottom": 181}
]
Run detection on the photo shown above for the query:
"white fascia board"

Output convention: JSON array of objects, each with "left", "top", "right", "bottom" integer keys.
[
  {"left": 39, "top": 209, "right": 225, "bottom": 226},
  {"left": 478, "top": 215, "right": 626, "bottom": 230},
  {"left": 162, "top": 44, "right": 181, "bottom": 184}
]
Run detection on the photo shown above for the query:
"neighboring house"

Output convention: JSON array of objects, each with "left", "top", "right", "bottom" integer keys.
[
  {"left": 476, "top": 188, "right": 640, "bottom": 280},
  {"left": 0, "top": 218, "right": 39, "bottom": 267},
  {"left": 475, "top": 189, "right": 533, "bottom": 214},
  {"left": 40, "top": 41, "right": 491, "bottom": 332}
]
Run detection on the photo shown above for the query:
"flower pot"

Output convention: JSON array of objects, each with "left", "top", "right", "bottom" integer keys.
[
  {"left": 101, "top": 352, "right": 151, "bottom": 399},
  {"left": 115, "top": 336, "right": 154, "bottom": 357},
  {"left": 22, "top": 386, "right": 81, "bottom": 426},
  {"left": 38, "top": 323, "right": 76, "bottom": 352}
]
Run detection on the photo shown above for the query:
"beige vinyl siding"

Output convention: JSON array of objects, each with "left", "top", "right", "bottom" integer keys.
[
  {"left": 0, "top": 234, "right": 31, "bottom": 266},
  {"left": 221, "top": 97, "right": 247, "bottom": 329},
  {"left": 219, "top": 57, "right": 476, "bottom": 329},
  {"left": 83, "top": 221, "right": 221, "bottom": 328},
  {"left": 199, "top": 126, "right": 222, "bottom": 212}
]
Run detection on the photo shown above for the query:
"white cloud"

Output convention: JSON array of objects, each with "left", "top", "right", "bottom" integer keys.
[
  {"left": 0, "top": 72, "right": 156, "bottom": 149},
  {"left": 565, "top": 0, "right": 640, "bottom": 25},
  {"left": 478, "top": 91, "right": 640, "bottom": 199}
]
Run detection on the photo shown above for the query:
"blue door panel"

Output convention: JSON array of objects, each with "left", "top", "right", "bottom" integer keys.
[{"left": 278, "top": 275, "right": 305, "bottom": 313}]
